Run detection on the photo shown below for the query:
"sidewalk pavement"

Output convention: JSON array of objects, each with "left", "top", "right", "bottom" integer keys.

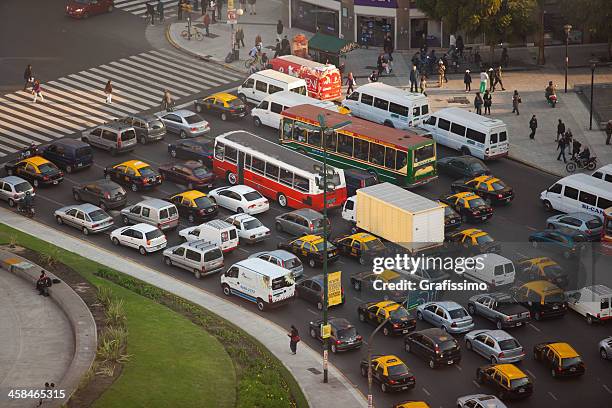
[
  {"left": 0, "top": 208, "right": 368, "bottom": 408},
  {"left": 0, "top": 262, "right": 74, "bottom": 408}
]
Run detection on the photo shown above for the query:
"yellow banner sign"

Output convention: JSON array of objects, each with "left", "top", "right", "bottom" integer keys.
[{"left": 328, "top": 271, "right": 342, "bottom": 307}]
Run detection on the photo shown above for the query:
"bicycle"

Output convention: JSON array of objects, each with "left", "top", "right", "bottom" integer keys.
[
  {"left": 181, "top": 26, "right": 204, "bottom": 41},
  {"left": 144, "top": 11, "right": 159, "bottom": 25},
  {"left": 244, "top": 54, "right": 262, "bottom": 69}
]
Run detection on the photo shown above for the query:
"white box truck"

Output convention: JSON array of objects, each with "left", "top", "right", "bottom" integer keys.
[{"left": 341, "top": 183, "right": 444, "bottom": 253}]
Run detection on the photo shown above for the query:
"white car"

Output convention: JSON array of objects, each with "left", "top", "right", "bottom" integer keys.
[
  {"left": 0, "top": 176, "right": 35, "bottom": 207},
  {"left": 55, "top": 203, "right": 114, "bottom": 235},
  {"left": 110, "top": 223, "right": 167, "bottom": 255},
  {"left": 225, "top": 213, "right": 270, "bottom": 244},
  {"left": 208, "top": 185, "right": 269, "bottom": 215},
  {"left": 457, "top": 394, "right": 507, "bottom": 408}
]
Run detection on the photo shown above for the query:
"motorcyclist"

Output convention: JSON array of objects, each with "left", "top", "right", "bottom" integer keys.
[
  {"left": 545, "top": 81, "right": 556, "bottom": 101},
  {"left": 19, "top": 191, "right": 33, "bottom": 213},
  {"left": 21, "top": 142, "right": 38, "bottom": 159},
  {"left": 578, "top": 147, "right": 591, "bottom": 162}
]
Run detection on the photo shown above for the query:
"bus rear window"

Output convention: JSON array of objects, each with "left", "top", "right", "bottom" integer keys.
[
  {"left": 414, "top": 144, "right": 434, "bottom": 163},
  {"left": 290, "top": 86, "right": 307, "bottom": 96}
]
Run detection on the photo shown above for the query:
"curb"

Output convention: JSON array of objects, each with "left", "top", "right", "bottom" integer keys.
[
  {"left": 507, "top": 152, "right": 564, "bottom": 178},
  {"left": 165, "top": 24, "right": 248, "bottom": 76}
]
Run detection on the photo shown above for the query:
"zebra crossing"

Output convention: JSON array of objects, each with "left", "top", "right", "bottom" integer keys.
[
  {"left": 113, "top": 0, "right": 197, "bottom": 19},
  {"left": 0, "top": 48, "right": 244, "bottom": 157}
]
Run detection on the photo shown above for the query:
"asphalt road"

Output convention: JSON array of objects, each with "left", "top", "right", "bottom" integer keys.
[{"left": 1, "top": 4, "right": 611, "bottom": 406}]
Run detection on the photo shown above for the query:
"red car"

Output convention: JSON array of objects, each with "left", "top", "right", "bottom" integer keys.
[{"left": 66, "top": 0, "right": 114, "bottom": 19}]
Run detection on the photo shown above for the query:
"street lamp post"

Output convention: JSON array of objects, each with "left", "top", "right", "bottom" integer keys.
[
  {"left": 589, "top": 59, "right": 597, "bottom": 130},
  {"left": 366, "top": 317, "right": 390, "bottom": 408},
  {"left": 315, "top": 113, "right": 350, "bottom": 384},
  {"left": 564, "top": 24, "right": 572, "bottom": 93}
]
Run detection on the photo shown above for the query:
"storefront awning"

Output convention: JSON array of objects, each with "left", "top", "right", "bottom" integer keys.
[{"left": 308, "top": 33, "right": 358, "bottom": 55}]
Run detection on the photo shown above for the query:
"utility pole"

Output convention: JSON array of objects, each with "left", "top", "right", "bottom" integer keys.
[{"left": 564, "top": 24, "right": 572, "bottom": 93}]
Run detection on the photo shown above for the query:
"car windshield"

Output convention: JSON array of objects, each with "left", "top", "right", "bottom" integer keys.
[
  {"left": 244, "top": 219, "right": 263, "bottom": 230},
  {"left": 363, "top": 239, "right": 385, "bottom": 251},
  {"left": 586, "top": 219, "right": 602, "bottom": 229},
  {"left": 139, "top": 167, "right": 156, "bottom": 177},
  {"left": 284, "top": 257, "right": 302, "bottom": 269},
  {"left": 145, "top": 229, "right": 164, "bottom": 240},
  {"left": 149, "top": 120, "right": 164, "bottom": 129},
  {"left": 109, "top": 187, "right": 125, "bottom": 196},
  {"left": 543, "top": 265, "right": 565, "bottom": 277},
  {"left": 194, "top": 196, "right": 214, "bottom": 207},
  {"left": 184, "top": 114, "right": 204, "bottom": 124},
  {"left": 14, "top": 182, "right": 31, "bottom": 192},
  {"left": 491, "top": 181, "right": 507, "bottom": 191},
  {"left": 469, "top": 162, "right": 487, "bottom": 173},
  {"left": 499, "top": 339, "right": 520, "bottom": 351},
  {"left": 192, "top": 167, "right": 211, "bottom": 177},
  {"left": 243, "top": 191, "right": 263, "bottom": 201},
  {"left": 544, "top": 292, "right": 566, "bottom": 303},
  {"left": 314, "top": 241, "right": 335, "bottom": 252},
  {"left": 88, "top": 210, "right": 108, "bottom": 222},
  {"left": 468, "top": 197, "right": 487, "bottom": 208},
  {"left": 387, "top": 364, "right": 409, "bottom": 377},
  {"left": 510, "top": 377, "right": 530, "bottom": 389},
  {"left": 336, "top": 327, "right": 357, "bottom": 340},
  {"left": 229, "top": 99, "right": 245, "bottom": 108},
  {"left": 439, "top": 339, "right": 458, "bottom": 351},
  {"left": 389, "top": 307, "right": 409, "bottom": 320},
  {"left": 561, "top": 356, "right": 582, "bottom": 367},
  {"left": 448, "top": 308, "right": 468, "bottom": 319},
  {"left": 272, "top": 274, "right": 294, "bottom": 290},
  {"left": 476, "top": 234, "right": 494, "bottom": 245},
  {"left": 38, "top": 163, "right": 57, "bottom": 173}
]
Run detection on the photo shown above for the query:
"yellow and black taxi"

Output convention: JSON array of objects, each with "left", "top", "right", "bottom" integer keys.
[
  {"left": 533, "top": 342, "right": 585, "bottom": 378},
  {"left": 444, "top": 228, "right": 501, "bottom": 256},
  {"left": 331, "top": 232, "right": 386, "bottom": 265},
  {"left": 5, "top": 156, "right": 64, "bottom": 187},
  {"left": 103, "top": 160, "right": 162, "bottom": 192},
  {"left": 308, "top": 317, "right": 362, "bottom": 353},
  {"left": 277, "top": 234, "right": 339, "bottom": 268},
  {"left": 359, "top": 355, "right": 416, "bottom": 393},
  {"left": 393, "top": 402, "right": 430, "bottom": 408},
  {"left": 437, "top": 201, "right": 462, "bottom": 231},
  {"left": 357, "top": 300, "right": 416, "bottom": 336},
  {"left": 193, "top": 92, "right": 247, "bottom": 121},
  {"left": 476, "top": 363, "right": 533, "bottom": 400},
  {"left": 440, "top": 192, "right": 493, "bottom": 223},
  {"left": 169, "top": 190, "right": 218, "bottom": 223},
  {"left": 517, "top": 257, "right": 569, "bottom": 289},
  {"left": 451, "top": 175, "right": 514, "bottom": 205},
  {"left": 510, "top": 280, "right": 568, "bottom": 321}
]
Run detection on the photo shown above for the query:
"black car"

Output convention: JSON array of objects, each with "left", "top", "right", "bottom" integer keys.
[
  {"left": 116, "top": 114, "right": 166, "bottom": 145},
  {"left": 357, "top": 301, "right": 416, "bottom": 336},
  {"left": 72, "top": 179, "right": 128, "bottom": 210},
  {"left": 308, "top": 317, "right": 362, "bottom": 353},
  {"left": 439, "top": 202, "right": 462, "bottom": 231},
  {"left": 169, "top": 191, "right": 218, "bottom": 223},
  {"left": 168, "top": 137, "right": 214, "bottom": 167},
  {"left": 404, "top": 328, "right": 462, "bottom": 368},
  {"left": 437, "top": 156, "right": 490, "bottom": 178},
  {"left": 296, "top": 274, "right": 344, "bottom": 310},
  {"left": 344, "top": 168, "right": 379, "bottom": 197},
  {"left": 193, "top": 93, "right": 247, "bottom": 121},
  {"left": 359, "top": 355, "right": 416, "bottom": 393},
  {"left": 450, "top": 175, "right": 514, "bottom": 205}
]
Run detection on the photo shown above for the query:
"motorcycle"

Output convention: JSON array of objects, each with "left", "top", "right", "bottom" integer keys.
[
  {"left": 546, "top": 93, "right": 557, "bottom": 108},
  {"left": 566, "top": 156, "right": 597, "bottom": 173},
  {"left": 16, "top": 199, "right": 35, "bottom": 218}
]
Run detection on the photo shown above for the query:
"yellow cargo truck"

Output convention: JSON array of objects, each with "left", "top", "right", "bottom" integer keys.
[{"left": 341, "top": 182, "right": 444, "bottom": 253}]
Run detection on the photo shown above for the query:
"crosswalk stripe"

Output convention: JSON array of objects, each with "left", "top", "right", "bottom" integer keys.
[
  {"left": 101, "top": 63, "right": 189, "bottom": 96},
  {"left": 43, "top": 84, "right": 119, "bottom": 122},
  {"left": 120, "top": 55, "right": 216, "bottom": 90},
  {"left": 88, "top": 67, "right": 163, "bottom": 103},
  {"left": 131, "top": 53, "right": 227, "bottom": 87},
  {"left": 0, "top": 122, "right": 51, "bottom": 144},
  {"left": 67, "top": 74, "right": 149, "bottom": 111},
  {"left": 0, "top": 112, "right": 63, "bottom": 139},
  {"left": 47, "top": 81, "right": 129, "bottom": 119},
  {"left": 0, "top": 95, "right": 85, "bottom": 131},
  {"left": 152, "top": 49, "right": 244, "bottom": 81},
  {"left": 80, "top": 70, "right": 159, "bottom": 105},
  {"left": 0, "top": 128, "right": 31, "bottom": 148},
  {"left": 0, "top": 98, "right": 76, "bottom": 134},
  {"left": 58, "top": 76, "right": 138, "bottom": 115},
  {"left": 112, "top": 59, "right": 197, "bottom": 94},
  {"left": 4, "top": 92, "right": 98, "bottom": 128}
]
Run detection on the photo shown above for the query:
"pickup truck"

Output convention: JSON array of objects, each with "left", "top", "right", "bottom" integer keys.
[
  {"left": 467, "top": 292, "right": 531, "bottom": 329},
  {"left": 566, "top": 285, "right": 612, "bottom": 324}
]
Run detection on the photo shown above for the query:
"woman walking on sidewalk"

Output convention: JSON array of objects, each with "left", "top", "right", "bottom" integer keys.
[
  {"left": 32, "top": 80, "right": 44, "bottom": 103},
  {"left": 288, "top": 325, "right": 300, "bottom": 354},
  {"left": 512, "top": 90, "right": 521, "bottom": 115},
  {"left": 104, "top": 80, "right": 113, "bottom": 104},
  {"left": 346, "top": 72, "right": 356, "bottom": 95}
]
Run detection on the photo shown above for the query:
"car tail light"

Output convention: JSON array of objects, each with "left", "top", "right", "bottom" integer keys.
[
  {"left": 388, "top": 379, "right": 397, "bottom": 384},
  {"left": 198, "top": 209, "right": 205, "bottom": 215},
  {"left": 158, "top": 223, "right": 162, "bottom": 229},
  {"left": 451, "top": 322, "right": 457, "bottom": 328},
  {"left": 92, "top": 224, "right": 99, "bottom": 228},
  {"left": 586, "top": 229, "right": 592, "bottom": 235},
  {"left": 248, "top": 204, "right": 256, "bottom": 209},
  {"left": 434, "top": 345, "right": 440, "bottom": 354},
  {"left": 146, "top": 240, "right": 151, "bottom": 245},
  {"left": 597, "top": 313, "right": 600, "bottom": 318},
  {"left": 117, "top": 138, "right": 122, "bottom": 148},
  {"left": 335, "top": 339, "right": 342, "bottom": 345},
  {"left": 499, "top": 352, "right": 505, "bottom": 358},
  {"left": 268, "top": 294, "right": 272, "bottom": 303},
  {"left": 13, "top": 194, "right": 19, "bottom": 198},
  {"left": 392, "top": 323, "right": 400, "bottom": 328},
  {"left": 59, "top": 172, "right": 64, "bottom": 177},
  {"left": 497, "top": 194, "right": 503, "bottom": 199},
  {"left": 207, "top": 155, "right": 213, "bottom": 159},
  {"left": 191, "top": 127, "right": 198, "bottom": 131},
  {"left": 104, "top": 192, "right": 110, "bottom": 199},
  {"left": 310, "top": 224, "right": 314, "bottom": 231},
  {"left": 506, "top": 315, "right": 512, "bottom": 321},
  {"left": 43, "top": 175, "right": 49, "bottom": 181},
  {"left": 356, "top": 335, "right": 363, "bottom": 341},
  {"left": 229, "top": 109, "right": 236, "bottom": 113}
]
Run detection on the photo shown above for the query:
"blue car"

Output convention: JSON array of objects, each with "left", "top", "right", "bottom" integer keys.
[
  {"left": 167, "top": 137, "right": 214, "bottom": 168},
  {"left": 528, "top": 229, "right": 587, "bottom": 259}
]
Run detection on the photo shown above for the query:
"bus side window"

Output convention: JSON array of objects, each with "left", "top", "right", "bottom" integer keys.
[
  {"left": 563, "top": 186, "right": 579, "bottom": 200},
  {"left": 396, "top": 151, "right": 407, "bottom": 172},
  {"left": 354, "top": 139, "right": 369, "bottom": 161},
  {"left": 308, "top": 130, "right": 322, "bottom": 147},
  {"left": 338, "top": 134, "right": 353, "bottom": 156},
  {"left": 214, "top": 142, "right": 225, "bottom": 160},
  {"left": 282, "top": 119, "right": 294, "bottom": 140},
  {"left": 295, "top": 126, "right": 307, "bottom": 143},
  {"left": 325, "top": 132, "right": 337, "bottom": 151},
  {"left": 385, "top": 147, "right": 396, "bottom": 170},
  {"left": 369, "top": 144, "right": 385, "bottom": 165},
  {"left": 279, "top": 168, "right": 293, "bottom": 186}
]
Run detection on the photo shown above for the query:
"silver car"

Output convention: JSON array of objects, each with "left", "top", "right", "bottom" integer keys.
[
  {"left": 159, "top": 109, "right": 210, "bottom": 139},
  {"left": 117, "top": 114, "right": 166, "bottom": 145},
  {"left": 457, "top": 394, "right": 507, "bottom": 408},
  {"left": 599, "top": 336, "right": 612, "bottom": 360},
  {"left": 249, "top": 249, "right": 304, "bottom": 279},
  {"left": 0, "top": 176, "right": 34, "bottom": 207},
  {"left": 465, "top": 329, "right": 525, "bottom": 364},
  {"left": 54, "top": 203, "right": 114, "bottom": 235},
  {"left": 275, "top": 208, "right": 329, "bottom": 237},
  {"left": 81, "top": 121, "right": 137, "bottom": 155},
  {"left": 546, "top": 212, "right": 603, "bottom": 241},
  {"left": 416, "top": 301, "right": 475, "bottom": 334}
]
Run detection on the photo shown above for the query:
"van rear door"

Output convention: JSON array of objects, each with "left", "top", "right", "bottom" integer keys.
[
  {"left": 601, "top": 295, "right": 611, "bottom": 319},
  {"left": 488, "top": 127, "right": 509, "bottom": 158}
]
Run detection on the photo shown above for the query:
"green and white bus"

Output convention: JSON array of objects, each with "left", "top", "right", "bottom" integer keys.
[{"left": 279, "top": 104, "right": 437, "bottom": 187}]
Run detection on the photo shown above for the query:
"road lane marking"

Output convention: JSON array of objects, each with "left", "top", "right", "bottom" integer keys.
[
  {"left": 454, "top": 364, "right": 462, "bottom": 371},
  {"left": 422, "top": 387, "right": 431, "bottom": 396},
  {"left": 528, "top": 323, "right": 541, "bottom": 332},
  {"left": 306, "top": 308, "right": 318, "bottom": 315},
  {"left": 548, "top": 392, "right": 558, "bottom": 401},
  {"left": 525, "top": 369, "right": 536, "bottom": 379},
  {"left": 603, "top": 384, "right": 612, "bottom": 394},
  {"left": 472, "top": 380, "right": 481, "bottom": 388}
]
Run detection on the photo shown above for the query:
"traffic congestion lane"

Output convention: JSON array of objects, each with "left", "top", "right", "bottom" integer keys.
[{"left": 3, "top": 105, "right": 612, "bottom": 407}]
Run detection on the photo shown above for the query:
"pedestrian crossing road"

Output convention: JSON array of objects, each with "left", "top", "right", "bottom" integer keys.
[
  {"left": 0, "top": 48, "right": 244, "bottom": 157},
  {"left": 113, "top": 0, "right": 204, "bottom": 20}
]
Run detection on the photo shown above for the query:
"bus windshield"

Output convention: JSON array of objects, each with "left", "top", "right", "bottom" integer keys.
[{"left": 414, "top": 144, "right": 435, "bottom": 163}]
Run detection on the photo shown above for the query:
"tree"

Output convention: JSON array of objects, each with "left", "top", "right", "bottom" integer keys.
[
  {"left": 416, "top": 0, "right": 537, "bottom": 64},
  {"left": 560, "top": 0, "right": 612, "bottom": 59}
]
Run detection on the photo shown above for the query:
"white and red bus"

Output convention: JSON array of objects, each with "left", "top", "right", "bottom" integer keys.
[{"left": 213, "top": 131, "right": 347, "bottom": 211}]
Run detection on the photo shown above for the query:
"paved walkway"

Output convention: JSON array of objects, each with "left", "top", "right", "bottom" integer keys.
[
  {"left": 0, "top": 267, "right": 73, "bottom": 408},
  {"left": 0, "top": 208, "right": 368, "bottom": 408}
]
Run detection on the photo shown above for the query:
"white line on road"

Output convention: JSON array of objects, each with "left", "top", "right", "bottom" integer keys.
[
  {"left": 454, "top": 364, "right": 462, "bottom": 371},
  {"left": 603, "top": 384, "right": 612, "bottom": 394},
  {"left": 422, "top": 387, "right": 431, "bottom": 396},
  {"left": 353, "top": 297, "right": 363, "bottom": 303},
  {"left": 528, "top": 323, "right": 542, "bottom": 332},
  {"left": 548, "top": 391, "right": 558, "bottom": 401},
  {"left": 236, "top": 248, "right": 250, "bottom": 254},
  {"left": 525, "top": 369, "right": 537, "bottom": 379},
  {"left": 306, "top": 308, "right": 318, "bottom": 315},
  {"left": 472, "top": 380, "right": 481, "bottom": 388}
]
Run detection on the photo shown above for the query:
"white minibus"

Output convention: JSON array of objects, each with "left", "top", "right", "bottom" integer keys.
[
  {"left": 592, "top": 164, "right": 612, "bottom": 183},
  {"left": 540, "top": 174, "right": 612, "bottom": 220},
  {"left": 237, "top": 70, "right": 307, "bottom": 105},
  {"left": 421, "top": 107, "right": 509, "bottom": 160},
  {"left": 341, "top": 82, "right": 430, "bottom": 128}
]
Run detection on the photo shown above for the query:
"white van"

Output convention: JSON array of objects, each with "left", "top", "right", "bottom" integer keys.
[
  {"left": 251, "top": 91, "right": 347, "bottom": 129},
  {"left": 237, "top": 69, "right": 308, "bottom": 105},
  {"left": 221, "top": 257, "right": 295, "bottom": 311},
  {"left": 592, "top": 164, "right": 612, "bottom": 183},
  {"left": 341, "top": 82, "right": 430, "bottom": 128},
  {"left": 421, "top": 107, "right": 509, "bottom": 160},
  {"left": 462, "top": 253, "right": 515, "bottom": 290},
  {"left": 566, "top": 285, "right": 612, "bottom": 324},
  {"left": 178, "top": 219, "right": 239, "bottom": 253},
  {"left": 540, "top": 173, "right": 612, "bottom": 220}
]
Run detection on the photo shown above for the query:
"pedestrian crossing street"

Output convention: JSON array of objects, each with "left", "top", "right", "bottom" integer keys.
[
  {"left": 113, "top": 0, "right": 204, "bottom": 19},
  {"left": 0, "top": 48, "right": 244, "bottom": 157}
]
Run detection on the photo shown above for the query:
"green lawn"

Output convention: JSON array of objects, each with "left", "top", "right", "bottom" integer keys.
[{"left": 0, "top": 225, "right": 236, "bottom": 408}]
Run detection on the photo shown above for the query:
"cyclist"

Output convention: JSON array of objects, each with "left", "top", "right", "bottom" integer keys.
[{"left": 161, "top": 90, "right": 174, "bottom": 112}]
